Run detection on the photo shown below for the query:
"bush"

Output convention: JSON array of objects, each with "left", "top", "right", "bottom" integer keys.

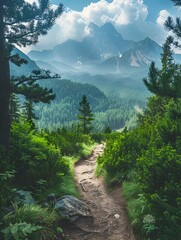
[
  {"left": 10, "top": 122, "right": 69, "bottom": 189},
  {"left": 97, "top": 127, "right": 151, "bottom": 183},
  {"left": 136, "top": 145, "right": 181, "bottom": 239},
  {"left": 136, "top": 145, "right": 181, "bottom": 203}
]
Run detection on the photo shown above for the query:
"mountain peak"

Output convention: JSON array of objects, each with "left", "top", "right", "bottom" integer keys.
[
  {"left": 100, "top": 22, "right": 122, "bottom": 37},
  {"left": 88, "top": 22, "right": 123, "bottom": 38},
  {"left": 137, "top": 37, "right": 161, "bottom": 49},
  {"left": 143, "top": 37, "right": 156, "bottom": 43}
]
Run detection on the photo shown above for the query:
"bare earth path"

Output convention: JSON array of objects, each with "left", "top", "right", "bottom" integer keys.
[{"left": 64, "top": 144, "right": 135, "bottom": 240}]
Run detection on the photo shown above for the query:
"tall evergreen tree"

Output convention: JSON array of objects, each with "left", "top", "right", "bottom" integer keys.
[
  {"left": 0, "top": 0, "right": 63, "bottom": 151},
  {"left": 78, "top": 95, "right": 94, "bottom": 134},
  {"left": 9, "top": 93, "right": 21, "bottom": 123},
  {"left": 143, "top": 36, "right": 181, "bottom": 98},
  {"left": 165, "top": 0, "right": 181, "bottom": 44}
]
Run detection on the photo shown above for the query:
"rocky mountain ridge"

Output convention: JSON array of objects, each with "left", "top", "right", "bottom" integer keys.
[{"left": 27, "top": 22, "right": 162, "bottom": 75}]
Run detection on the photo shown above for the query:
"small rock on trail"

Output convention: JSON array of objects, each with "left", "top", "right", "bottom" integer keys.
[{"left": 64, "top": 144, "right": 135, "bottom": 240}]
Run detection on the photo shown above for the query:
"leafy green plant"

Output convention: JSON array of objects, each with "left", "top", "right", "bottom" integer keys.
[
  {"left": 142, "top": 214, "right": 158, "bottom": 237},
  {"left": 0, "top": 170, "right": 16, "bottom": 209},
  {"left": 2, "top": 204, "right": 59, "bottom": 240},
  {"left": 2, "top": 222, "right": 42, "bottom": 240}
]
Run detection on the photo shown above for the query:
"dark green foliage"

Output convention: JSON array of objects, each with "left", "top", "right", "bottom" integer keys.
[
  {"left": 98, "top": 95, "right": 181, "bottom": 238},
  {"left": 0, "top": 169, "right": 16, "bottom": 210},
  {"left": 10, "top": 93, "right": 21, "bottom": 122},
  {"left": 98, "top": 125, "right": 151, "bottom": 183},
  {"left": 97, "top": 33, "right": 181, "bottom": 238},
  {"left": 137, "top": 145, "right": 181, "bottom": 201},
  {"left": 9, "top": 121, "right": 69, "bottom": 188},
  {"left": 0, "top": 0, "right": 63, "bottom": 150},
  {"left": 78, "top": 95, "right": 94, "bottom": 134},
  {"left": 23, "top": 100, "right": 37, "bottom": 129},
  {"left": 143, "top": 37, "right": 181, "bottom": 98},
  {"left": 165, "top": 1, "right": 181, "bottom": 45},
  {"left": 45, "top": 127, "right": 89, "bottom": 156},
  {"left": 2, "top": 204, "right": 59, "bottom": 240},
  {"left": 4, "top": 0, "right": 63, "bottom": 47}
]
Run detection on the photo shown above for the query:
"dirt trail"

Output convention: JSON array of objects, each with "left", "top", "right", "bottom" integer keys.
[{"left": 64, "top": 144, "right": 135, "bottom": 240}]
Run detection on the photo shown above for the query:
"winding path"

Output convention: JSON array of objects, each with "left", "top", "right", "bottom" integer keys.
[{"left": 64, "top": 144, "right": 135, "bottom": 240}]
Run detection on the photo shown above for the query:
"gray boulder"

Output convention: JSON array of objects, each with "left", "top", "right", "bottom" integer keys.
[{"left": 54, "top": 195, "right": 91, "bottom": 222}]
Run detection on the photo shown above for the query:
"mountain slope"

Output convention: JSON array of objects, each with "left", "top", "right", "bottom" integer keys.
[
  {"left": 99, "top": 37, "right": 162, "bottom": 72},
  {"left": 10, "top": 48, "right": 40, "bottom": 76}
]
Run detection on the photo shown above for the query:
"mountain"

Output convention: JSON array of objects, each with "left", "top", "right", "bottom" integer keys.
[
  {"left": 99, "top": 37, "right": 162, "bottom": 72},
  {"left": 119, "top": 37, "right": 162, "bottom": 67},
  {"left": 28, "top": 22, "right": 166, "bottom": 75},
  {"left": 28, "top": 22, "right": 135, "bottom": 66},
  {"left": 83, "top": 22, "right": 135, "bottom": 60},
  {"left": 10, "top": 48, "right": 40, "bottom": 76}
]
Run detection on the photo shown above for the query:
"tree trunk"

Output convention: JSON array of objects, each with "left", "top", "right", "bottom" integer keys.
[{"left": 0, "top": 0, "right": 11, "bottom": 152}]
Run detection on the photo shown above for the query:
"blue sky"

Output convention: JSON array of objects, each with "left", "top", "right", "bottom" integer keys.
[{"left": 25, "top": 0, "right": 179, "bottom": 52}]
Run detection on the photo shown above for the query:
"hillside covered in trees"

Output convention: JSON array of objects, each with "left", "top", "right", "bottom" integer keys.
[
  {"left": 34, "top": 79, "right": 146, "bottom": 131},
  {"left": 35, "top": 79, "right": 145, "bottom": 132}
]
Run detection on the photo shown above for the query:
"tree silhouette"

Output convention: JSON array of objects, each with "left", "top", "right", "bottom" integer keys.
[
  {"left": 0, "top": 0, "right": 63, "bottom": 150},
  {"left": 78, "top": 95, "right": 94, "bottom": 134}
]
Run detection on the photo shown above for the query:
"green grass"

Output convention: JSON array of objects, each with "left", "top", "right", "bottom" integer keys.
[
  {"left": 122, "top": 181, "right": 151, "bottom": 237},
  {"left": 54, "top": 143, "right": 97, "bottom": 197},
  {"left": 95, "top": 159, "right": 106, "bottom": 177},
  {"left": 58, "top": 156, "right": 78, "bottom": 196},
  {"left": 79, "top": 143, "right": 96, "bottom": 159}
]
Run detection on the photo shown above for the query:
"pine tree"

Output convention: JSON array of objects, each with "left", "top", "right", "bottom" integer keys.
[
  {"left": 0, "top": 0, "right": 63, "bottom": 150},
  {"left": 143, "top": 36, "right": 181, "bottom": 98},
  {"left": 9, "top": 93, "right": 21, "bottom": 123},
  {"left": 165, "top": 0, "right": 181, "bottom": 47},
  {"left": 78, "top": 95, "right": 94, "bottom": 134}
]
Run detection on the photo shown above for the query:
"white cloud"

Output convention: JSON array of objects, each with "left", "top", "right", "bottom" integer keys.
[
  {"left": 21, "top": 0, "right": 170, "bottom": 53},
  {"left": 25, "top": 0, "right": 38, "bottom": 4},
  {"left": 156, "top": 10, "right": 170, "bottom": 26},
  {"left": 81, "top": 0, "right": 148, "bottom": 26}
]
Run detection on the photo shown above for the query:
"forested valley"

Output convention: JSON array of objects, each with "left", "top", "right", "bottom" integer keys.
[
  {"left": 0, "top": 0, "right": 181, "bottom": 240},
  {"left": 34, "top": 78, "right": 148, "bottom": 131}
]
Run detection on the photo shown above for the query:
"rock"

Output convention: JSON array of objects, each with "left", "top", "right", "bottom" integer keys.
[
  {"left": 15, "top": 190, "right": 35, "bottom": 205},
  {"left": 54, "top": 195, "right": 92, "bottom": 222}
]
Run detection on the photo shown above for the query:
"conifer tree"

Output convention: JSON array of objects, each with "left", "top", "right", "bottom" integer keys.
[
  {"left": 78, "top": 95, "right": 94, "bottom": 134},
  {"left": 0, "top": 0, "right": 63, "bottom": 150},
  {"left": 165, "top": 0, "right": 181, "bottom": 45},
  {"left": 10, "top": 93, "right": 21, "bottom": 123},
  {"left": 143, "top": 36, "right": 181, "bottom": 98}
]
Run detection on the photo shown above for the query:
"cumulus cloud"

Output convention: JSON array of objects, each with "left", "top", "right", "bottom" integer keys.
[
  {"left": 156, "top": 10, "right": 170, "bottom": 26},
  {"left": 82, "top": 0, "right": 148, "bottom": 26},
  {"left": 21, "top": 0, "right": 170, "bottom": 53}
]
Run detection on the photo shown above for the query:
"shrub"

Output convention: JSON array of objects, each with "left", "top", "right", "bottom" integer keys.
[{"left": 10, "top": 122, "right": 69, "bottom": 189}]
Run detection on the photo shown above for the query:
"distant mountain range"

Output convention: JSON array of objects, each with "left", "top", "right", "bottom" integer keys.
[
  {"left": 27, "top": 22, "right": 163, "bottom": 75},
  {"left": 10, "top": 21, "right": 181, "bottom": 83}
]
